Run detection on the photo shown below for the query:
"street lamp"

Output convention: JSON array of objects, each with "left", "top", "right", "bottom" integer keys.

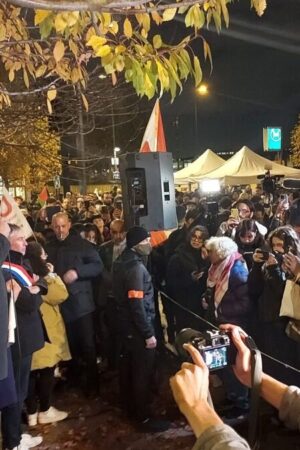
[
  {"left": 194, "top": 84, "right": 209, "bottom": 150},
  {"left": 196, "top": 83, "right": 209, "bottom": 96},
  {"left": 111, "top": 146, "right": 120, "bottom": 172}
]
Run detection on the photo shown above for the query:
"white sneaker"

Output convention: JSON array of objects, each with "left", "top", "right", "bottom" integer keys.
[
  {"left": 28, "top": 412, "right": 38, "bottom": 427},
  {"left": 20, "top": 433, "right": 43, "bottom": 448},
  {"left": 38, "top": 406, "right": 68, "bottom": 424}
]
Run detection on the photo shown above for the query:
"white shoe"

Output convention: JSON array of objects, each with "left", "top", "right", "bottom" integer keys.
[
  {"left": 21, "top": 433, "right": 43, "bottom": 448},
  {"left": 38, "top": 406, "right": 68, "bottom": 424},
  {"left": 28, "top": 412, "right": 38, "bottom": 427}
]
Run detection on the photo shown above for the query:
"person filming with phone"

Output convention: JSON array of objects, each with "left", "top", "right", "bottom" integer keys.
[
  {"left": 170, "top": 324, "right": 300, "bottom": 450},
  {"left": 166, "top": 226, "right": 210, "bottom": 333},
  {"left": 217, "top": 200, "right": 267, "bottom": 239},
  {"left": 248, "top": 226, "right": 300, "bottom": 386}
]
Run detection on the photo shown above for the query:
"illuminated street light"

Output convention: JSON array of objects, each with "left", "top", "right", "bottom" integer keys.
[{"left": 196, "top": 84, "right": 209, "bottom": 96}]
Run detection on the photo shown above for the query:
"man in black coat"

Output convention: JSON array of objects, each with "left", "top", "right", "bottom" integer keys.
[
  {"left": 98, "top": 219, "right": 126, "bottom": 369},
  {"left": 46, "top": 212, "right": 103, "bottom": 393},
  {"left": 113, "top": 226, "right": 169, "bottom": 432}
]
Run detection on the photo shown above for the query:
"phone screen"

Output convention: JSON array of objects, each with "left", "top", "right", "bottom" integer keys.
[{"left": 230, "top": 208, "right": 239, "bottom": 220}]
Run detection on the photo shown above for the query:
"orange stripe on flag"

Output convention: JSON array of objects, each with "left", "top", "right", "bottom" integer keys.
[
  {"left": 128, "top": 290, "right": 144, "bottom": 299},
  {"left": 139, "top": 99, "right": 166, "bottom": 153}
]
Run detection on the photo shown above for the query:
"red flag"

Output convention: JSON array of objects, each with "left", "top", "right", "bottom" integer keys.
[
  {"left": 140, "top": 100, "right": 167, "bottom": 153},
  {"left": 38, "top": 186, "right": 49, "bottom": 202}
]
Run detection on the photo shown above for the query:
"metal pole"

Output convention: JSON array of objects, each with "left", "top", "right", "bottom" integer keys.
[
  {"left": 76, "top": 85, "right": 87, "bottom": 195},
  {"left": 194, "top": 99, "right": 198, "bottom": 151}
]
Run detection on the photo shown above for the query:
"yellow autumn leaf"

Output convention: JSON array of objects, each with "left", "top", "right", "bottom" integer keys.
[
  {"left": 8, "top": 69, "right": 15, "bottom": 82},
  {"left": 81, "top": 93, "right": 89, "bottom": 112},
  {"left": 123, "top": 18, "right": 133, "bottom": 38},
  {"left": 36, "top": 64, "right": 47, "bottom": 78},
  {"left": 54, "top": 14, "right": 68, "bottom": 33},
  {"left": 53, "top": 40, "right": 65, "bottom": 62},
  {"left": 252, "top": 0, "right": 267, "bottom": 17},
  {"left": 109, "top": 21, "right": 119, "bottom": 35},
  {"left": 96, "top": 45, "right": 111, "bottom": 58},
  {"left": 34, "top": 10, "right": 52, "bottom": 25},
  {"left": 101, "top": 12, "right": 111, "bottom": 27},
  {"left": 203, "top": 2, "right": 210, "bottom": 12},
  {"left": 162, "top": 8, "right": 177, "bottom": 22},
  {"left": 115, "top": 45, "right": 126, "bottom": 55},
  {"left": 23, "top": 69, "right": 29, "bottom": 88},
  {"left": 47, "top": 87, "right": 57, "bottom": 101},
  {"left": 87, "top": 35, "right": 107, "bottom": 49},
  {"left": 153, "top": 35, "right": 162, "bottom": 50},
  {"left": 47, "top": 98, "right": 53, "bottom": 114},
  {"left": 111, "top": 72, "right": 117, "bottom": 86}
]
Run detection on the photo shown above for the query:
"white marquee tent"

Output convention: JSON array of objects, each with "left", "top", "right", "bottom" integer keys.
[
  {"left": 174, "top": 149, "right": 225, "bottom": 184},
  {"left": 194, "top": 146, "right": 300, "bottom": 185}
]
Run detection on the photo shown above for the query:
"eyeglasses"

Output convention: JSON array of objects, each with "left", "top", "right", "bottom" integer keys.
[{"left": 191, "top": 235, "right": 203, "bottom": 242}]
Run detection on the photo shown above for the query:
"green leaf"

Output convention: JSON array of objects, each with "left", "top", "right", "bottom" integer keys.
[{"left": 39, "top": 16, "right": 53, "bottom": 38}]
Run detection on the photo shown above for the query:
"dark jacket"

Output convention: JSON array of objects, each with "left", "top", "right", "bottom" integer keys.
[
  {"left": 248, "top": 261, "right": 286, "bottom": 323},
  {"left": 97, "top": 240, "right": 114, "bottom": 307},
  {"left": 208, "top": 260, "right": 251, "bottom": 329},
  {"left": 235, "top": 233, "right": 268, "bottom": 270},
  {"left": 0, "top": 234, "right": 10, "bottom": 380},
  {"left": 46, "top": 234, "right": 103, "bottom": 323},
  {"left": 166, "top": 242, "right": 209, "bottom": 315},
  {"left": 3, "top": 251, "right": 46, "bottom": 357},
  {"left": 113, "top": 248, "right": 155, "bottom": 340}
]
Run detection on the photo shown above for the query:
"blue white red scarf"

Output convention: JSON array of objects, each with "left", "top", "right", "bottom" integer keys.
[{"left": 2, "top": 262, "right": 34, "bottom": 287}]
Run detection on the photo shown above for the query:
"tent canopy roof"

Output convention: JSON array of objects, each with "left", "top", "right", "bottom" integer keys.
[
  {"left": 174, "top": 149, "right": 225, "bottom": 184},
  {"left": 195, "top": 146, "right": 300, "bottom": 184}
]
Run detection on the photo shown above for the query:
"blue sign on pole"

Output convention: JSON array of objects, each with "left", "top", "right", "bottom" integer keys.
[{"left": 267, "top": 127, "right": 282, "bottom": 151}]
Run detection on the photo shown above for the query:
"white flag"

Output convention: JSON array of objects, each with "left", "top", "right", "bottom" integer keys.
[
  {"left": 0, "top": 187, "right": 33, "bottom": 238},
  {"left": 140, "top": 100, "right": 167, "bottom": 153}
]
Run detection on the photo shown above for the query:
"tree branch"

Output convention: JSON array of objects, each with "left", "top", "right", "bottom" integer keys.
[{"left": 7, "top": 0, "right": 205, "bottom": 13}]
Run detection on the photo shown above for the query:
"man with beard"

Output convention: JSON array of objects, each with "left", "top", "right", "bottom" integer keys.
[
  {"left": 46, "top": 213, "right": 103, "bottom": 394},
  {"left": 113, "top": 226, "right": 169, "bottom": 432}
]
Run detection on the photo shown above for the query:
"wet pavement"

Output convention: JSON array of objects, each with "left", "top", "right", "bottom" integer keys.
[{"left": 4, "top": 351, "right": 300, "bottom": 450}]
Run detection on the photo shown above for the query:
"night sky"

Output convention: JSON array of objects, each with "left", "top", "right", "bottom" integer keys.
[{"left": 158, "top": 0, "right": 300, "bottom": 160}]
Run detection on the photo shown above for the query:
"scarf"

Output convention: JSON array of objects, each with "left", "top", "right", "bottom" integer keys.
[
  {"left": 2, "top": 262, "right": 34, "bottom": 287},
  {"left": 207, "top": 252, "right": 242, "bottom": 309}
]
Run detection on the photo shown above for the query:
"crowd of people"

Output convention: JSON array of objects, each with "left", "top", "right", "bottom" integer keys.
[{"left": 0, "top": 179, "right": 300, "bottom": 449}]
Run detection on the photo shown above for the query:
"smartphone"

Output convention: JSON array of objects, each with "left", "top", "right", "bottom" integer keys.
[
  {"left": 257, "top": 250, "right": 269, "bottom": 261},
  {"left": 230, "top": 208, "right": 239, "bottom": 220}
]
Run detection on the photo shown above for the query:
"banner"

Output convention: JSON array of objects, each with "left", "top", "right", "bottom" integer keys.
[
  {"left": 140, "top": 99, "right": 167, "bottom": 153},
  {"left": 0, "top": 187, "right": 33, "bottom": 238}
]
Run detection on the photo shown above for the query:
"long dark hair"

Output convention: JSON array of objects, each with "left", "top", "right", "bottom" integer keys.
[
  {"left": 269, "top": 226, "right": 300, "bottom": 256},
  {"left": 25, "top": 242, "right": 49, "bottom": 277},
  {"left": 235, "top": 219, "right": 265, "bottom": 249}
]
